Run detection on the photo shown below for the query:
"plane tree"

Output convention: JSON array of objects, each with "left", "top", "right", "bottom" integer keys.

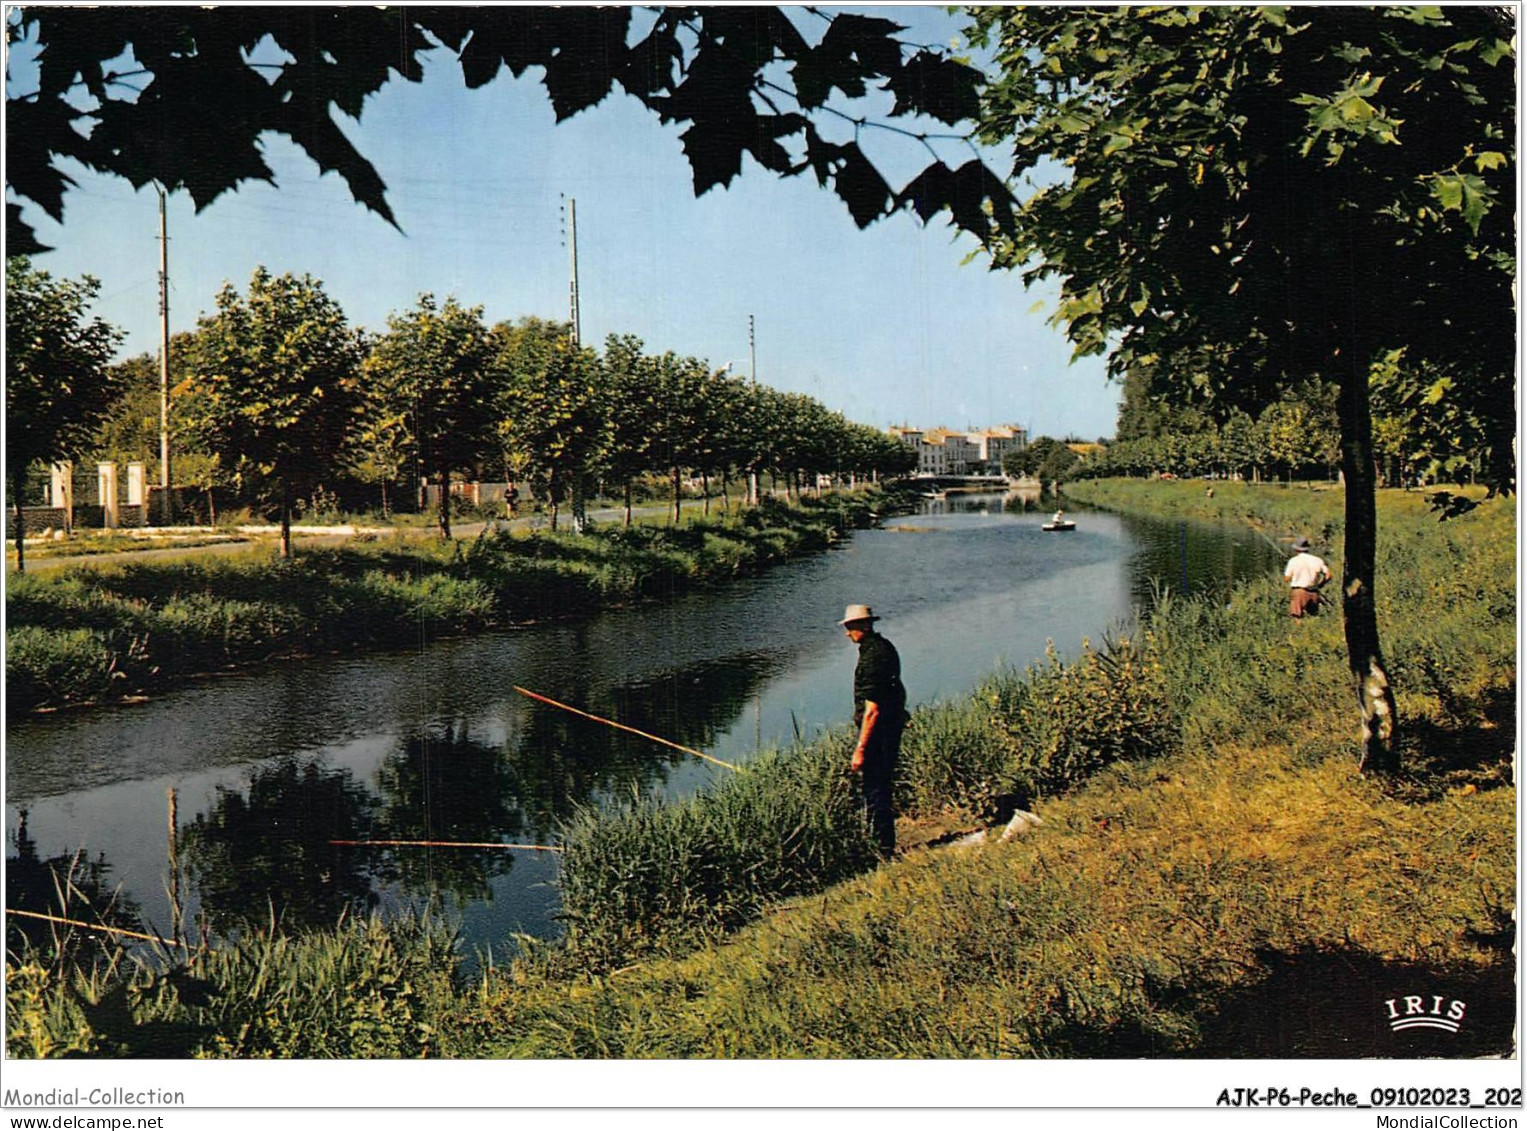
[
  {"left": 179, "top": 267, "right": 363, "bottom": 558},
  {"left": 968, "top": 5, "right": 1515, "bottom": 772},
  {"left": 362, "top": 294, "right": 500, "bottom": 540},
  {"left": 644, "top": 351, "right": 716, "bottom": 523},
  {"left": 598, "top": 334, "right": 661, "bottom": 526},
  {"left": 5, "top": 257, "right": 124, "bottom": 572},
  {"left": 496, "top": 321, "right": 607, "bottom": 532}
]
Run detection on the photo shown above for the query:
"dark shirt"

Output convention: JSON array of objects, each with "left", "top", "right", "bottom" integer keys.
[{"left": 853, "top": 631, "right": 907, "bottom": 726}]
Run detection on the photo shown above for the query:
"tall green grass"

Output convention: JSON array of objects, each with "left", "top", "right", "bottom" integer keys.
[
  {"left": 460, "top": 735, "right": 1513, "bottom": 1057},
  {"left": 557, "top": 741, "right": 880, "bottom": 967},
  {"left": 6, "top": 914, "right": 459, "bottom": 1058}
]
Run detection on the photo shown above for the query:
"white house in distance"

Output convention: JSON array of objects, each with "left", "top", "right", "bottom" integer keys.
[{"left": 889, "top": 424, "right": 1027, "bottom": 475}]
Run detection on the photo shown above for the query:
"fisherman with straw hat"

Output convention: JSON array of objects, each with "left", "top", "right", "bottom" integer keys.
[
  {"left": 1283, "top": 536, "right": 1331, "bottom": 618},
  {"left": 840, "top": 603, "right": 909, "bottom": 855}
]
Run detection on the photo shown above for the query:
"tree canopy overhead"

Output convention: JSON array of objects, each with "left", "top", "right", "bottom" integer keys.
[
  {"left": 7, "top": 6, "right": 1016, "bottom": 255},
  {"left": 970, "top": 5, "right": 1515, "bottom": 489},
  {"left": 968, "top": 4, "right": 1516, "bottom": 772}
]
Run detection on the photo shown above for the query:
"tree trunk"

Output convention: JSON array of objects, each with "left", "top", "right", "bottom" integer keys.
[
  {"left": 381, "top": 479, "right": 391, "bottom": 519},
  {"left": 572, "top": 471, "right": 587, "bottom": 533},
  {"left": 437, "top": 466, "right": 453, "bottom": 540},
  {"left": 12, "top": 488, "right": 25, "bottom": 575},
  {"left": 1337, "top": 368, "right": 1397, "bottom": 774},
  {"left": 702, "top": 470, "right": 711, "bottom": 515},
  {"left": 280, "top": 484, "right": 293, "bottom": 559},
  {"left": 623, "top": 480, "right": 633, "bottom": 527},
  {"left": 672, "top": 465, "right": 682, "bottom": 524}
]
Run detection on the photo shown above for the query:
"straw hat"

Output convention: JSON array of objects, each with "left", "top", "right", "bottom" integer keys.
[{"left": 838, "top": 603, "right": 879, "bottom": 627}]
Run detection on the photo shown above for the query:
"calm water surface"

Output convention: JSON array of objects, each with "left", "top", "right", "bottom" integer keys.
[{"left": 5, "top": 494, "right": 1282, "bottom": 954}]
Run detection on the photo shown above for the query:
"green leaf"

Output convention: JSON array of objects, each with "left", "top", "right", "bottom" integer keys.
[
  {"left": 1422, "top": 377, "right": 1453, "bottom": 406},
  {"left": 1432, "top": 173, "right": 1465, "bottom": 212},
  {"left": 1431, "top": 172, "right": 1495, "bottom": 234},
  {"left": 1480, "top": 39, "right": 1513, "bottom": 66},
  {"left": 1474, "top": 151, "right": 1507, "bottom": 172},
  {"left": 1338, "top": 95, "right": 1377, "bottom": 124},
  {"left": 1457, "top": 175, "right": 1493, "bottom": 233}
]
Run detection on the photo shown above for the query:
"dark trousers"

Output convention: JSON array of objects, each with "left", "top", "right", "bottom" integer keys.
[{"left": 860, "top": 722, "right": 903, "bottom": 854}]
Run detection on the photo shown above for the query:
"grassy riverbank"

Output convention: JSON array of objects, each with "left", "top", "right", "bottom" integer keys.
[
  {"left": 5, "top": 491, "right": 890, "bottom": 713},
  {"left": 6, "top": 481, "right": 1514, "bottom": 1057}
]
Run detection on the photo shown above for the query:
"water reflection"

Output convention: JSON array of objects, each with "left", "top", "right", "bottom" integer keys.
[
  {"left": 609, "top": 651, "right": 783, "bottom": 767},
  {"left": 6, "top": 809, "right": 143, "bottom": 963},
  {"left": 182, "top": 759, "right": 383, "bottom": 932},
  {"left": 373, "top": 725, "right": 524, "bottom": 903},
  {"left": 1116, "top": 513, "right": 1276, "bottom": 605}
]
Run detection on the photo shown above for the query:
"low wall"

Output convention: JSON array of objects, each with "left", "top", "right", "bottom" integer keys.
[{"left": 11, "top": 504, "right": 149, "bottom": 533}]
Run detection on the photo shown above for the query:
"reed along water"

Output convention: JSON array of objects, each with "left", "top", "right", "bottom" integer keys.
[{"left": 5, "top": 493, "right": 1283, "bottom": 954}]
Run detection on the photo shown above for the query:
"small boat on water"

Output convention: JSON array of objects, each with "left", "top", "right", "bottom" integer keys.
[
  {"left": 1041, "top": 519, "right": 1075, "bottom": 532},
  {"left": 919, "top": 490, "right": 947, "bottom": 500}
]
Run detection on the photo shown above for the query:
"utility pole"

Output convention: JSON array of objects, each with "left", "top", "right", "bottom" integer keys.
[
  {"left": 747, "top": 314, "right": 759, "bottom": 506},
  {"left": 567, "top": 196, "right": 581, "bottom": 347},
  {"left": 565, "top": 197, "right": 586, "bottom": 529},
  {"left": 157, "top": 186, "right": 172, "bottom": 526}
]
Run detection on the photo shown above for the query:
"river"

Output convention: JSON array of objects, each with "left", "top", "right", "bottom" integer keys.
[{"left": 5, "top": 492, "right": 1283, "bottom": 956}]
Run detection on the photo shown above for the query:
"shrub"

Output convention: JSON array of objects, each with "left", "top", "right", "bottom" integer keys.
[
  {"left": 987, "top": 632, "right": 1177, "bottom": 801},
  {"left": 6, "top": 626, "right": 119, "bottom": 711},
  {"left": 155, "top": 593, "right": 307, "bottom": 668},
  {"left": 896, "top": 692, "right": 1012, "bottom": 819},
  {"left": 4, "top": 961, "right": 103, "bottom": 1058}
]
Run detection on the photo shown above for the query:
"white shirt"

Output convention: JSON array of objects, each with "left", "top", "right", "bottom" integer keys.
[{"left": 1284, "top": 551, "right": 1330, "bottom": 589}]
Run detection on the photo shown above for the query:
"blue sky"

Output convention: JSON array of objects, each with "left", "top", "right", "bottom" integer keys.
[{"left": 7, "top": 5, "right": 1122, "bottom": 440}]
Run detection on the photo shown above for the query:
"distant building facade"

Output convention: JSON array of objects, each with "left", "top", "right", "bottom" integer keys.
[{"left": 889, "top": 424, "right": 1027, "bottom": 475}]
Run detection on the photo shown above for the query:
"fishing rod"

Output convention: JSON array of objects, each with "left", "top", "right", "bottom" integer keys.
[
  {"left": 512, "top": 685, "right": 742, "bottom": 772},
  {"left": 7, "top": 907, "right": 191, "bottom": 951},
  {"left": 328, "top": 839, "right": 562, "bottom": 852}
]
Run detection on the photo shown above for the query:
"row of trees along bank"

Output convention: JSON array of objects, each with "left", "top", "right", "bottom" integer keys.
[
  {"left": 1066, "top": 369, "right": 1499, "bottom": 490},
  {"left": 6, "top": 259, "right": 918, "bottom": 569}
]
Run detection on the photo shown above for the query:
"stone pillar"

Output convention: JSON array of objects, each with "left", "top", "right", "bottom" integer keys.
[
  {"left": 98, "top": 461, "right": 119, "bottom": 529},
  {"left": 50, "top": 461, "right": 74, "bottom": 533},
  {"left": 126, "top": 462, "right": 147, "bottom": 507}
]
